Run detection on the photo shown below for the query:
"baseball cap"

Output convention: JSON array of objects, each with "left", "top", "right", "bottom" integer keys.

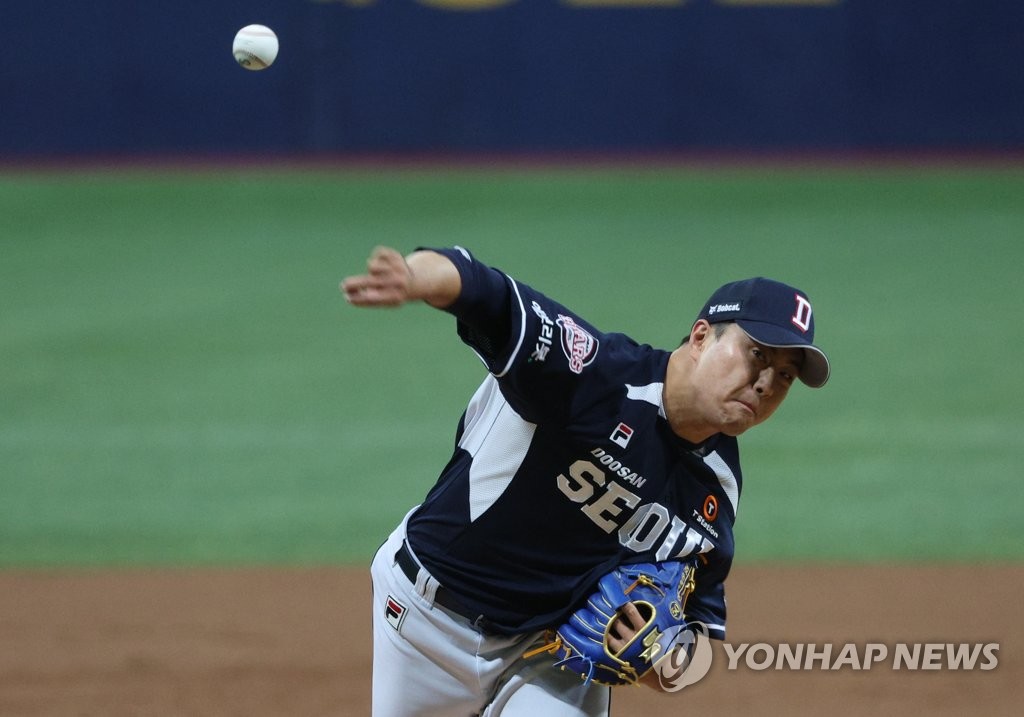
[{"left": 696, "top": 277, "right": 831, "bottom": 388}]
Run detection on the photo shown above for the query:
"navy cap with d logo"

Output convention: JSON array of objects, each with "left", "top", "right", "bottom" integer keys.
[{"left": 696, "top": 277, "right": 830, "bottom": 388}]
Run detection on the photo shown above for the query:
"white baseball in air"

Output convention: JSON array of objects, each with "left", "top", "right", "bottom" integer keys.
[{"left": 233, "top": 24, "right": 279, "bottom": 71}]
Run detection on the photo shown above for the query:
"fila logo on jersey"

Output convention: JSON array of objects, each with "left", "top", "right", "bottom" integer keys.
[
  {"left": 556, "top": 315, "right": 599, "bottom": 374},
  {"left": 384, "top": 595, "right": 407, "bottom": 632},
  {"left": 610, "top": 423, "right": 634, "bottom": 448},
  {"left": 792, "top": 294, "right": 812, "bottom": 333}
]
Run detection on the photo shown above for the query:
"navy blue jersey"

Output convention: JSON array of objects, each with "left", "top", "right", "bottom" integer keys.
[{"left": 405, "top": 248, "right": 740, "bottom": 639}]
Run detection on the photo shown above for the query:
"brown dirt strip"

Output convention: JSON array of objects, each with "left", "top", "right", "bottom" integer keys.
[{"left": 0, "top": 565, "right": 1019, "bottom": 716}]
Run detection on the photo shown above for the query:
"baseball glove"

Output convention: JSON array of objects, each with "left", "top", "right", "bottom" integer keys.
[{"left": 524, "top": 561, "right": 697, "bottom": 686}]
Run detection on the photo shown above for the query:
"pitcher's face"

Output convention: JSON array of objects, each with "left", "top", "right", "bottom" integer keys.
[{"left": 688, "top": 322, "right": 803, "bottom": 437}]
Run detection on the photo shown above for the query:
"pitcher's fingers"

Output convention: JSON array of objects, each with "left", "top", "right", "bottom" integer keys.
[
  {"left": 344, "top": 284, "right": 405, "bottom": 307},
  {"left": 614, "top": 603, "right": 645, "bottom": 640},
  {"left": 367, "top": 247, "right": 406, "bottom": 276},
  {"left": 340, "top": 274, "right": 372, "bottom": 296},
  {"left": 341, "top": 276, "right": 393, "bottom": 305}
]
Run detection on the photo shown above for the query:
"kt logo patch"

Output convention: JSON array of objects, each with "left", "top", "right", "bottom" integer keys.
[{"left": 384, "top": 595, "right": 407, "bottom": 632}]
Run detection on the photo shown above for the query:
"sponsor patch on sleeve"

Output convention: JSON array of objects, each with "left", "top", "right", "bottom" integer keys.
[{"left": 556, "top": 315, "right": 599, "bottom": 373}]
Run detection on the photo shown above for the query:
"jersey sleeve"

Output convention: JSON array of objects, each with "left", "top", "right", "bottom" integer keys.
[
  {"left": 425, "top": 246, "right": 517, "bottom": 367},
  {"left": 431, "top": 246, "right": 613, "bottom": 425},
  {"left": 684, "top": 553, "right": 730, "bottom": 641}
]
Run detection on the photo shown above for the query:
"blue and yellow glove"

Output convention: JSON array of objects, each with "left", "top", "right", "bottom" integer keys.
[{"left": 526, "top": 561, "right": 698, "bottom": 686}]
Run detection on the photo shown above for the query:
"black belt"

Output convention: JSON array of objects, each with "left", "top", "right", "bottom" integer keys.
[{"left": 395, "top": 541, "right": 477, "bottom": 623}]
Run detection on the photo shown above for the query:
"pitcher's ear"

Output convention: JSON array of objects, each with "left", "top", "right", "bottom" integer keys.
[{"left": 689, "top": 320, "right": 713, "bottom": 349}]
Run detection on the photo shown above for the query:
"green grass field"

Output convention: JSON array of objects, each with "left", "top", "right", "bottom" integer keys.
[{"left": 2, "top": 164, "right": 1022, "bottom": 566}]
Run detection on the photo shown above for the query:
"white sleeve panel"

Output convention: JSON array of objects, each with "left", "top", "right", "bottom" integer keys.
[{"left": 459, "top": 375, "right": 537, "bottom": 522}]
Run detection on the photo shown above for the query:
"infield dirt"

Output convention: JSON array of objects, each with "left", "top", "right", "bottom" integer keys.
[{"left": 1, "top": 565, "right": 1019, "bottom": 716}]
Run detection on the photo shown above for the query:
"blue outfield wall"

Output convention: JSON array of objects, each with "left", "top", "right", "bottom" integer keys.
[{"left": 1, "top": 1, "right": 1022, "bottom": 157}]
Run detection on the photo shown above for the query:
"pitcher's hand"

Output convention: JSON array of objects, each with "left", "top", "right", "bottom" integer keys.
[{"left": 341, "top": 246, "right": 416, "bottom": 307}]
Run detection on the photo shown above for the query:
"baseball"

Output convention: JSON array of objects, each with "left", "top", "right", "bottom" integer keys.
[{"left": 232, "top": 24, "right": 279, "bottom": 71}]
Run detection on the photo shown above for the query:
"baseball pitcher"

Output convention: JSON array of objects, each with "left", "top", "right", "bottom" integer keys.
[{"left": 341, "top": 246, "right": 829, "bottom": 716}]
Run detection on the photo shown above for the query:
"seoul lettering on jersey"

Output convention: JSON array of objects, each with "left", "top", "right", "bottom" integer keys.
[{"left": 556, "top": 449, "right": 715, "bottom": 561}]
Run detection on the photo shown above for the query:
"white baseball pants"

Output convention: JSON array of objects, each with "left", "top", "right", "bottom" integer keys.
[{"left": 370, "top": 518, "right": 611, "bottom": 717}]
